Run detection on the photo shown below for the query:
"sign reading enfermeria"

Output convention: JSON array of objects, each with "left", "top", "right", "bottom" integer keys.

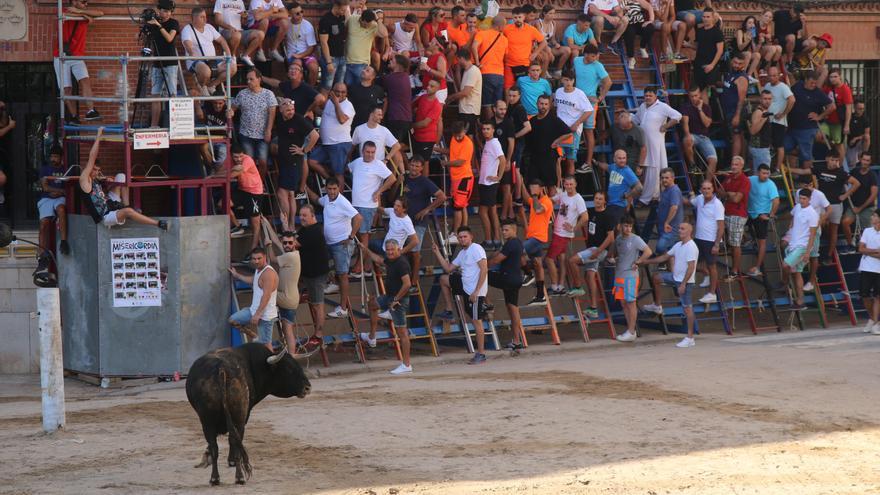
[{"left": 110, "top": 238, "right": 162, "bottom": 307}]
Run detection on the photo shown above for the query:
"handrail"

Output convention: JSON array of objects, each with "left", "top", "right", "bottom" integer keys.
[{"left": 57, "top": 55, "right": 233, "bottom": 62}]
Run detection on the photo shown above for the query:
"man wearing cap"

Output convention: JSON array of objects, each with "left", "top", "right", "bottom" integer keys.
[
  {"left": 145, "top": 0, "right": 180, "bottom": 128},
  {"left": 794, "top": 33, "right": 832, "bottom": 84}
]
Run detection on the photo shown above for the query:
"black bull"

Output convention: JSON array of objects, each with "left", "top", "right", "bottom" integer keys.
[{"left": 186, "top": 343, "right": 311, "bottom": 485}]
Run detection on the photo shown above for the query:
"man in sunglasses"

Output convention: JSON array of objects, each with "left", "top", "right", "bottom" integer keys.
[{"left": 276, "top": 231, "right": 303, "bottom": 351}]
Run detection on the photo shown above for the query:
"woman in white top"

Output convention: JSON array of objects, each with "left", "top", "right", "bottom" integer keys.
[
  {"left": 858, "top": 209, "right": 880, "bottom": 334},
  {"left": 534, "top": 5, "right": 571, "bottom": 79}
]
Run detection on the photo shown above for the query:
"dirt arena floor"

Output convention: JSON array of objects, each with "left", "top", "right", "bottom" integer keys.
[{"left": 2, "top": 326, "right": 879, "bottom": 495}]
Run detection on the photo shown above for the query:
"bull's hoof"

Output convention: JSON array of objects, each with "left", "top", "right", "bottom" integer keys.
[
  {"left": 210, "top": 478, "right": 220, "bottom": 486},
  {"left": 235, "top": 479, "right": 246, "bottom": 485}
]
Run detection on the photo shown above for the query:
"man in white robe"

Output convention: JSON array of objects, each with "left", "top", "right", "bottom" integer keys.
[{"left": 633, "top": 87, "right": 681, "bottom": 206}]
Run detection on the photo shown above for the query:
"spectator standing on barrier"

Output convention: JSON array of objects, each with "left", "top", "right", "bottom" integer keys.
[
  {"left": 231, "top": 68, "right": 277, "bottom": 175},
  {"left": 380, "top": 55, "right": 414, "bottom": 146},
  {"left": 717, "top": 156, "right": 750, "bottom": 278},
  {"left": 520, "top": 178, "right": 553, "bottom": 306},
  {"left": 611, "top": 109, "right": 646, "bottom": 175},
  {"left": 609, "top": 216, "right": 652, "bottom": 343},
  {"left": 295, "top": 204, "right": 330, "bottom": 352},
  {"left": 763, "top": 66, "right": 795, "bottom": 172},
  {"left": 284, "top": 2, "right": 320, "bottom": 83},
  {"left": 524, "top": 95, "right": 572, "bottom": 190},
  {"left": 719, "top": 51, "right": 749, "bottom": 159},
  {"left": 633, "top": 86, "right": 680, "bottom": 206},
  {"left": 410, "top": 80, "right": 443, "bottom": 175},
  {"left": 472, "top": 16, "right": 508, "bottom": 120},
  {"left": 434, "top": 227, "right": 490, "bottom": 365},
  {"left": 857, "top": 210, "right": 880, "bottom": 335},
  {"left": 146, "top": 0, "right": 180, "bottom": 129},
  {"left": 842, "top": 152, "right": 877, "bottom": 250},
  {"left": 791, "top": 174, "right": 830, "bottom": 293},
  {"left": 691, "top": 7, "right": 723, "bottom": 101},
  {"left": 488, "top": 219, "right": 526, "bottom": 352},
  {"left": 348, "top": 66, "right": 385, "bottom": 129},
  {"left": 213, "top": 0, "right": 263, "bottom": 67},
  {"left": 786, "top": 71, "right": 835, "bottom": 172},
  {"left": 748, "top": 90, "right": 774, "bottom": 171},
  {"left": 656, "top": 167, "right": 683, "bottom": 255},
  {"left": 598, "top": 149, "right": 642, "bottom": 225},
  {"left": 745, "top": 164, "right": 779, "bottom": 277},
  {"left": 821, "top": 70, "right": 855, "bottom": 166},
  {"left": 182, "top": 7, "right": 236, "bottom": 97},
  {"left": 447, "top": 49, "right": 483, "bottom": 136},
  {"left": 690, "top": 180, "right": 724, "bottom": 304},
  {"left": 321, "top": 178, "right": 363, "bottom": 319},
  {"left": 502, "top": 7, "right": 546, "bottom": 91},
  {"left": 846, "top": 101, "right": 871, "bottom": 169},
  {"left": 348, "top": 141, "right": 396, "bottom": 277},
  {"left": 441, "top": 121, "right": 476, "bottom": 245},
  {"left": 345, "top": 9, "right": 387, "bottom": 87},
  {"left": 247, "top": 0, "right": 290, "bottom": 62},
  {"left": 276, "top": 231, "right": 301, "bottom": 352},
  {"left": 782, "top": 189, "right": 819, "bottom": 312},
  {"left": 54, "top": 0, "right": 103, "bottom": 123},
  {"left": 680, "top": 86, "right": 717, "bottom": 178},
  {"left": 80, "top": 128, "right": 168, "bottom": 231},
  {"left": 642, "top": 222, "right": 699, "bottom": 348},
  {"left": 229, "top": 247, "right": 278, "bottom": 350},
  {"left": 403, "top": 155, "right": 446, "bottom": 278},
  {"left": 275, "top": 98, "right": 319, "bottom": 232},
  {"left": 573, "top": 44, "right": 611, "bottom": 172},
  {"left": 478, "top": 120, "right": 506, "bottom": 250},
  {"left": 547, "top": 176, "right": 588, "bottom": 296},
  {"left": 225, "top": 144, "right": 263, "bottom": 255},
  {"left": 38, "top": 145, "right": 70, "bottom": 256},
  {"left": 361, "top": 238, "right": 414, "bottom": 374},
  {"left": 309, "top": 82, "right": 355, "bottom": 190},
  {"left": 567, "top": 190, "right": 615, "bottom": 319},
  {"left": 317, "top": 0, "right": 349, "bottom": 92},
  {"left": 554, "top": 70, "right": 593, "bottom": 177}
]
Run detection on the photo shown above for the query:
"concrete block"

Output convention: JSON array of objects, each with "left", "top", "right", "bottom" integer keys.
[
  {"left": 29, "top": 316, "right": 40, "bottom": 374},
  {"left": 17, "top": 268, "right": 36, "bottom": 287},
  {"left": 0, "top": 314, "right": 33, "bottom": 374},
  {"left": 0, "top": 289, "right": 11, "bottom": 312},
  {"left": 0, "top": 268, "right": 19, "bottom": 289},
  {"left": 9, "top": 288, "right": 37, "bottom": 313}
]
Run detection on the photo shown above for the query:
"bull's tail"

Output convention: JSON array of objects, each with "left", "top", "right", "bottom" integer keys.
[{"left": 220, "top": 368, "right": 252, "bottom": 480}]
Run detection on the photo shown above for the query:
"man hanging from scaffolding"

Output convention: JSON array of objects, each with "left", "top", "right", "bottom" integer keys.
[{"left": 78, "top": 127, "right": 168, "bottom": 231}]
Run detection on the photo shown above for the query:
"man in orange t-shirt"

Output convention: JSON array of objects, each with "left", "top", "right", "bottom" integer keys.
[
  {"left": 442, "top": 121, "right": 475, "bottom": 244},
  {"left": 520, "top": 177, "right": 553, "bottom": 305},
  {"left": 446, "top": 6, "right": 472, "bottom": 91},
  {"left": 229, "top": 144, "right": 265, "bottom": 253},
  {"left": 502, "top": 7, "right": 547, "bottom": 90},
  {"left": 473, "top": 16, "right": 508, "bottom": 119}
]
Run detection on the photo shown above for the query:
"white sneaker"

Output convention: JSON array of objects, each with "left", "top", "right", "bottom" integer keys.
[
  {"left": 699, "top": 292, "right": 718, "bottom": 304},
  {"left": 642, "top": 303, "right": 663, "bottom": 315},
  {"left": 699, "top": 277, "right": 710, "bottom": 288},
  {"left": 327, "top": 305, "right": 348, "bottom": 318},
  {"left": 628, "top": 57, "right": 636, "bottom": 69},
  {"left": 616, "top": 330, "right": 637, "bottom": 342},
  {"left": 863, "top": 319, "right": 876, "bottom": 333},
  {"left": 872, "top": 323, "right": 880, "bottom": 335},
  {"left": 254, "top": 49, "right": 267, "bottom": 62},
  {"left": 324, "top": 282, "right": 339, "bottom": 294},
  {"left": 358, "top": 332, "right": 377, "bottom": 347},
  {"left": 803, "top": 282, "right": 814, "bottom": 292},
  {"left": 378, "top": 309, "right": 393, "bottom": 320},
  {"left": 676, "top": 337, "right": 696, "bottom": 348},
  {"left": 390, "top": 363, "right": 412, "bottom": 375},
  {"left": 447, "top": 232, "right": 459, "bottom": 245},
  {"left": 269, "top": 49, "right": 284, "bottom": 62},
  {"left": 639, "top": 48, "right": 650, "bottom": 59},
  {"left": 240, "top": 55, "right": 255, "bottom": 67}
]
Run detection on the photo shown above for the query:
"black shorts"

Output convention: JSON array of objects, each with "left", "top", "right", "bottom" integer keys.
[
  {"left": 277, "top": 157, "right": 304, "bottom": 191},
  {"left": 478, "top": 183, "right": 500, "bottom": 207},
  {"left": 386, "top": 120, "right": 412, "bottom": 145},
  {"left": 411, "top": 140, "right": 435, "bottom": 162},
  {"left": 510, "top": 65, "right": 529, "bottom": 81},
  {"left": 695, "top": 238, "right": 717, "bottom": 264},
  {"left": 748, "top": 216, "right": 769, "bottom": 240},
  {"left": 488, "top": 270, "right": 521, "bottom": 306},
  {"left": 860, "top": 271, "right": 880, "bottom": 299},
  {"left": 450, "top": 272, "right": 487, "bottom": 319},
  {"left": 233, "top": 189, "right": 261, "bottom": 219},
  {"left": 501, "top": 164, "right": 514, "bottom": 185},
  {"left": 693, "top": 64, "right": 721, "bottom": 89},
  {"left": 771, "top": 123, "right": 787, "bottom": 149},
  {"left": 532, "top": 156, "right": 559, "bottom": 188}
]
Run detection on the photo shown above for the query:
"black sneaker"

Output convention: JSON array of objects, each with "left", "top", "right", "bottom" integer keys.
[
  {"left": 790, "top": 303, "right": 807, "bottom": 311},
  {"left": 467, "top": 352, "right": 487, "bottom": 365},
  {"left": 504, "top": 341, "right": 524, "bottom": 351},
  {"left": 230, "top": 225, "right": 247, "bottom": 238},
  {"left": 527, "top": 295, "right": 547, "bottom": 306},
  {"left": 84, "top": 109, "right": 101, "bottom": 121},
  {"left": 157, "top": 220, "right": 168, "bottom": 231},
  {"left": 241, "top": 253, "right": 252, "bottom": 264},
  {"left": 436, "top": 310, "right": 455, "bottom": 320},
  {"left": 522, "top": 273, "right": 535, "bottom": 287},
  {"left": 605, "top": 44, "right": 618, "bottom": 56},
  {"left": 64, "top": 114, "right": 81, "bottom": 125},
  {"left": 59, "top": 240, "right": 70, "bottom": 255}
]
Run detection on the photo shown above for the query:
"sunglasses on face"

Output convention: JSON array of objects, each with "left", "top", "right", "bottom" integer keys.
[{"left": 282, "top": 241, "right": 295, "bottom": 245}]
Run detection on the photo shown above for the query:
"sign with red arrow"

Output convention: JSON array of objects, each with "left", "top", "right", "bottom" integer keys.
[{"left": 133, "top": 131, "right": 170, "bottom": 150}]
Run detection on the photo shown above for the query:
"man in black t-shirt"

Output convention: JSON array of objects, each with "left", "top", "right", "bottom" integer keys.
[
  {"left": 296, "top": 203, "right": 330, "bottom": 351},
  {"left": 692, "top": 8, "right": 723, "bottom": 95},
  {"left": 506, "top": 87, "right": 532, "bottom": 223},
  {"left": 348, "top": 66, "right": 386, "bottom": 129},
  {"left": 567, "top": 191, "right": 615, "bottom": 320},
  {"left": 403, "top": 156, "right": 446, "bottom": 278},
  {"left": 266, "top": 63, "right": 325, "bottom": 122},
  {"left": 847, "top": 101, "right": 871, "bottom": 167},
  {"left": 275, "top": 99, "right": 319, "bottom": 231},
  {"left": 842, "top": 151, "right": 877, "bottom": 249},
  {"left": 493, "top": 99, "right": 517, "bottom": 222},
  {"left": 773, "top": 4, "right": 805, "bottom": 63},
  {"left": 317, "top": 0, "right": 348, "bottom": 92},
  {"left": 524, "top": 95, "right": 572, "bottom": 191},
  {"left": 488, "top": 219, "right": 525, "bottom": 350},
  {"left": 146, "top": 0, "right": 180, "bottom": 128}
]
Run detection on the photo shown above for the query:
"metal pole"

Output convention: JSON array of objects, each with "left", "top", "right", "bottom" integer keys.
[
  {"left": 57, "top": 0, "right": 65, "bottom": 123},
  {"left": 37, "top": 288, "right": 65, "bottom": 433}
]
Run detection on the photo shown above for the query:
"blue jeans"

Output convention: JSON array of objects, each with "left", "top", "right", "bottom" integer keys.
[
  {"left": 320, "top": 56, "right": 346, "bottom": 89},
  {"left": 309, "top": 142, "right": 353, "bottom": 176},
  {"left": 354, "top": 206, "right": 376, "bottom": 234},
  {"left": 239, "top": 136, "right": 269, "bottom": 163},
  {"left": 784, "top": 127, "right": 817, "bottom": 162},
  {"left": 344, "top": 63, "right": 368, "bottom": 88},
  {"left": 279, "top": 307, "right": 297, "bottom": 324},
  {"left": 523, "top": 237, "right": 546, "bottom": 258},
  {"left": 749, "top": 147, "right": 771, "bottom": 168},
  {"left": 482, "top": 74, "right": 504, "bottom": 106},
  {"left": 655, "top": 230, "right": 678, "bottom": 255},
  {"left": 660, "top": 271, "right": 694, "bottom": 308},
  {"left": 378, "top": 294, "right": 408, "bottom": 327},
  {"left": 414, "top": 223, "right": 428, "bottom": 250},
  {"left": 691, "top": 133, "right": 717, "bottom": 160},
  {"left": 328, "top": 240, "right": 355, "bottom": 274},
  {"left": 229, "top": 308, "right": 276, "bottom": 344}
]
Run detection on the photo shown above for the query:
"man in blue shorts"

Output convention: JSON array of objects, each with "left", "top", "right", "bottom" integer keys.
[{"left": 610, "top": 216, "right": 652, "bottom": 342}]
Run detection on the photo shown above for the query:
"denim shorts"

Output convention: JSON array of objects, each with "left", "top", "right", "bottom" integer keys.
[
  {"left": 692, "top": 133, "right": 717, "bottom": 160},
  {"left": 660, "top": 271, "right": 693, "bottom": 308},
  {"left": 344, "top": 63, "right": 368, "bottom": 88},
  {"left": 310, "top": 142, "right": 353, "bottom": 176},
  {"left": 577, "top": 246, "right": 607, "bottom": 272},
  {"left": 561, "top": 131, "right": 582, "bottom": 160},
  {"left": 784, "top": 127, "right": 816, "bottom": 162},
  {"left": 229, "top": 308, "right": 276, "bottom": 344},
  {"left": 749, "top": 146, "right": 771, "bottom": 168},
  {"left": 355, "top": 206, "right": 376, "bottom": 234},
  {"left": 328, "top": 240, "right": 354, "bottom": 274},
  {"left": 378, "top": 294, "right": 408, "bottom": 327},
  {"left": 414, "top": 223, "right": 428, "bottom": 251},
  {"left": 151, "top": 65, "right": 179, "bottom": 96},
  {"left": 37, "top": 197, "right": 66, "bottom": 220},
  {"left": 319, "top": 55, "right": 347, "bottom": 89},
  {"left": 239, "top": 135, "right": 269, "bottom": 163},
  {"left": 279, "top": 307, "right": 297, "bottom": 324},
  {"left": 211, "top": 142, "right": 228, "bottom": 169},
  {"left": 482, "top": 74, "right": 504, "bottom": 106},
  {"left": 676, "top": 9, "right": 704, "bottom": 24},
  {"left": 523, "top": 237, "right": 546, "bottom": 258},
  {"left": 654, "top": 230, "right": 678, "bottom": 254}
]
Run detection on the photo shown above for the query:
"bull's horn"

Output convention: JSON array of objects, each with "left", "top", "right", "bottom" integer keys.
[{"left": 266, "top": 345, "right": 289, "bottom": 365}]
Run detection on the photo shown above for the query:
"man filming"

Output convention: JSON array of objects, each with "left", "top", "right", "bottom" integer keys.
[{"left": 146, "top": 0, "right": 180, "bottom": 128}]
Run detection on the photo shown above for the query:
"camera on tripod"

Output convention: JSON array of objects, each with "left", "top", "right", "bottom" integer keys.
[{"left": 140, "top": 7, "right": 158, "bottom": 23}]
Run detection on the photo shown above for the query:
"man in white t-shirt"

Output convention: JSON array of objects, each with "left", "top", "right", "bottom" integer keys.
[
  {"left": 547, "top": 176, "right": 588, "bottom": 294},
  {"left": 690, "top": 180, "right": 725, "bottom": 304},
  {"left": 446, "top": 49, "right": 483, "bottom": 136},
  {"left": 350, "top": 106, "right": 402, "bottom": 174},
  {"left": 371, "top": 197, "right": 418, "bottom": 256},
  {"left": 247, "top": 0, "right": 290, "bottom": 62},
  {"left": 642, "top": 222, "right": 699, "bottom": 348},
  {"left": 319, "top": 178, "right": 362, "bottom": 319},
  {"left": 213, "top": 0, "right": 264, "bottom": 67},
  {"left": 477, "top": 121, "right": 506, "bottom": 250},
  {"left": 182, "top": 7, "right": 236, "bottom": 96},
  {"left": 309, "top": 82, "right": 355, "bottom": 189},
  {"left": 763, "top": 67, "right": 795, "bottom": 171},
  {"left": 783, "top": 188, "right": 819, "bottom": 311},
  {"left": 348, "top": 142, "right": 396, "bottom": 276},
  {"left": 284, "top": 1, "right": 319, "bottom": 82},
  {"left": 433, "top": 227, "right": 490, "bottom": 364},
  {"left": 791, "top": 174, "right": 831, "bottom": 293},
  {"left": 554, "top": 71, "right": 593, "bottom": 176}
]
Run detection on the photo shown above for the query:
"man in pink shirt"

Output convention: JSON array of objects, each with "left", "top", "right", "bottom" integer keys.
[{"left": 227, "top": 143, "right": 264, "bottom": 258}]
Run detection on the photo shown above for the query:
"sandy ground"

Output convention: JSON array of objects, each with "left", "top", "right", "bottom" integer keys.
[{"left": 2, "top": 327, "right": 880, "bottom": 495}]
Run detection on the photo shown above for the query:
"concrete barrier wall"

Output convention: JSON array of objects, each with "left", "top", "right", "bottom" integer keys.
[{"left": 0, "top": 258, "right": 40, "bottom": 374}]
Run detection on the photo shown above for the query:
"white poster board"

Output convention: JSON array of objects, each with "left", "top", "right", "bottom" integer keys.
[
  {"left": 111, "top": 238, "right": 162, "bottom": 307},
  {"left": 169, "top": 98, "right": 195, "bottom": 139}
]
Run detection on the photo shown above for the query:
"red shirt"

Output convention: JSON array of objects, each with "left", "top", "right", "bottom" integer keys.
[
  {"left": 420, "top": 53, "right": 447, "bottom": 91},
  {"left": 721, "top": 172, "right": 750, "bottom": 217},
  {"left": 238, "top": 155, "right": 264, "bottom": 195},
  {"left": 412, "top": 95, "right": 442, "bottom": 143},
  {"left": 53, "top": 10, "right": 88, "bottom": 57},
  {"left": 823, "top": 83, "right": 853, "bottom": 125}
]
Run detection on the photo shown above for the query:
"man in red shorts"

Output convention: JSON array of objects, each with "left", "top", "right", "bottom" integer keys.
[{"left": 441, "top": 121, "right": 475, "bottom": 245}]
